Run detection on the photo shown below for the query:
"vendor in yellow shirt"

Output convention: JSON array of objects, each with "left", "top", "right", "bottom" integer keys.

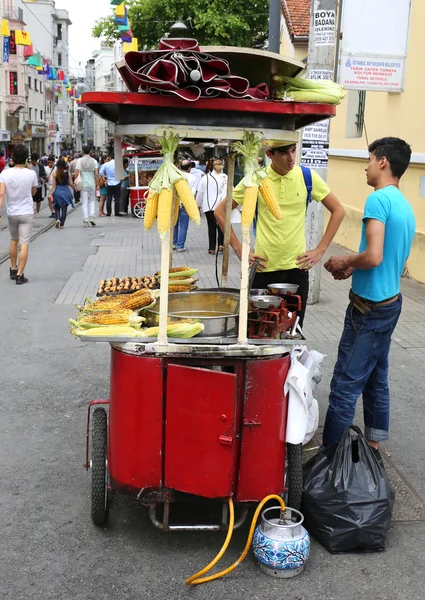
[{"left": 215, "top": 142, "right": 345, "bottom": 326}]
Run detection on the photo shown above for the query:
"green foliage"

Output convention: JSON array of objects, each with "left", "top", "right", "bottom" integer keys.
[{"left": 92, "top": 0, "right": 269, "bottom": 49}]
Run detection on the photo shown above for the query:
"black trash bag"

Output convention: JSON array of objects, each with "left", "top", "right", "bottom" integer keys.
[{"left": 302, "top": 425, "right": 395, "bottom": 553}]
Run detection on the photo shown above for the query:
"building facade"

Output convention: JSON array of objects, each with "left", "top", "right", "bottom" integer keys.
[{"left": 92, "top": 42, "right": 114, "bottom": 154}]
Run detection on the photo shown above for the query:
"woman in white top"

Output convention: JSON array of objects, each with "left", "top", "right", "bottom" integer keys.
[{"left": 196, "top": 159, "right": 228, "bottom": 254}]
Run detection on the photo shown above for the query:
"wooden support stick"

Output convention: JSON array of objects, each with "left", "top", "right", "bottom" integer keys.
[
  {"left": 221, "top": 152, "right": 236, "bottom": 288},
  {"left": 238, "top": 228, "right": 250, "bottom": 344},
  {"left": 158, "top": 226, "right": 171, "bottom": 345}
]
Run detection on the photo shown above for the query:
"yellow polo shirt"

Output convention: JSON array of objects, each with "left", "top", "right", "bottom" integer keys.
[{"left": 233, "top": 165, "right": 330, "bottom": 271}]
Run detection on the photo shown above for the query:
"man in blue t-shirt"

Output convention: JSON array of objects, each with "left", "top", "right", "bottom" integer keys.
[{"left": 322, "top": 137, "right": 416, "bottom": 455}]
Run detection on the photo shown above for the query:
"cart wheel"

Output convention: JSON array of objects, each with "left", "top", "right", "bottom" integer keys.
[
  {"left": 132, "top": 201, "right": 145, "bottom": 219},
  {"left": 286, "top": 443, "right": 303, "bottom": 511},
  {"left": 91, "top": 408, "right": 108, "bottom": 526}
]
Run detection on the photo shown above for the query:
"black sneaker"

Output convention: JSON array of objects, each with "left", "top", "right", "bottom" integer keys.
[
  {"left": 49, "top": 213, "right": 56, "bottom": 219},
  {"left": 16, "top": 274, "right": 29, "bottom": 285},
  {"left": 10, "top": 268, "right": 18, "bottom": 280}
]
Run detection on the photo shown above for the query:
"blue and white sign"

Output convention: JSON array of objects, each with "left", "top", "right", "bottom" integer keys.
[{"left": 3, "top": 36, "right": 9, "bottom": 63}]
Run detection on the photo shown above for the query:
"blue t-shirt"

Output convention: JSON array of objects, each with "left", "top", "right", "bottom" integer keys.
[{"left": 352, "top": 186, "right": 416, "bottom": 301}]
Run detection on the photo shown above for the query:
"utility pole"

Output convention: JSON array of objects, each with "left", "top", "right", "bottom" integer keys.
[
  {"left": 304, "top": 0, "right": 339, "bottom": 304},
  {"left": 268, "top": 0, "right": 281, "bottom": 53}
]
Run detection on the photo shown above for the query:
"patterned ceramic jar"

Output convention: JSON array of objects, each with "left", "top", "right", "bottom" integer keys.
[{"left": 252, "top": 506, "right": 310, "bottom": 578}]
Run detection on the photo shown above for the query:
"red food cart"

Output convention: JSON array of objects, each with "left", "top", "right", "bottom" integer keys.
[
  {"left": 125, "top": 152, "right": 162, "bottom": 217},
  {"left": 81, "top": 45, "right": 336, "bottom": 532}
]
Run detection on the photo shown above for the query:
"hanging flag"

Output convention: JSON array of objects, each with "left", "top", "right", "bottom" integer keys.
[
  {"left": 123, "top": 37, "right": 138, "bottom": 53},
  {"left": 23, "top": 44, "right": 34, "bottom": 58},
  {"left": 115, "top": 13, "right": 128, "bottom": 27},
  {"left": 51, "top": 67, "right": 57, "bottom": 79},
  {"left": 110, "top": 0, "right": 123, "bottom": 5},
  {"left": 15, "top": 30, "right": 32, "bottom": 46},
  {"left": 115, "top": 2, "right": 126, "bottom": 17},
  {"left": 42, "top": 63, "right": 50, "bottom": 76},
  {"left": 3, "top": 37, "right": 10, "bottom": 63},
  {"left": 118, "top": 23, "right": 131, "bottom": 32},
  {"left": 58, "top": 70, "right": 65, "bottom": 81},
  {"left": 1, "top": 19, "right": 10, "bottom": 37},
  {"left": 121, "top": 27, "right": 133, "bottom": 42},
  {"left": 28, "top": 54, "right": 42, "bottom": 67}
]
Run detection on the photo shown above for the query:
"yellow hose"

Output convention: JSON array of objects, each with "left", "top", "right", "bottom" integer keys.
[{"left": 186, "top": 494, "right": 285, "bottom": 585}]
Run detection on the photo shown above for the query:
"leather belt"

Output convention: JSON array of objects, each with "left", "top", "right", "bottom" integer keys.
[{"left": 349, "top": 290, "right": 399, "bottom": 314}]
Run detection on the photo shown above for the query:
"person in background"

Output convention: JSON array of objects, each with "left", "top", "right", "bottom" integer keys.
[
  {"left": 173, "top": 159, "right": 197, "bottom": 252},
  {"left": 119, "top": 158, "right": 130, "bottom": 215},
  {"left": 69, "top": 152, "right": 80, "bottom": 204},
  {"left": 99, "top": 155, "right": 121, "bottom": 217},
  {"left": 98, "top": 156, "right": 109, "bottom": 217},
  {"left": 0, "top": 144, "right": 37, "bottom": 285},
  {"left": 197, "top": 158, "right": 228, "bottom": 255},
  {"left": 214, "top": 142, "right": 344, "bottom": 327},
  {"left": 44, "top": 155, "right": 56, "bottom": 218},
  {"left": 258, "top": 157, "right": 265, "bottom": 168},
  {"left": 75, "top": 145, "right": 98, "bottom": 227},
  {"left": 5, "top": 158, "right": 14, "bottom": 169},
  {"left": 198, "top": 159, "right": 207, "bottom": 173},
  {"left": 322, "top": 137, "right": 416, "bottom": 455},
  {"left": 28, "top": 153, "right": 46, "bottom": 217},
  {"left": 0, "top": 151, "right": 6, "bottom": 173},
  {"left": 190, "top": 161, "right": 204, "bottom": 196},
  {"left": 51, "top": 158, "right": 74, "bottom": 229}
]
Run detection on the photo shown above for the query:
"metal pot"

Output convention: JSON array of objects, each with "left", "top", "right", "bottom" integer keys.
[
  {"left": 249, "top": 295, "right": 281, "bottom": 309},
  {"left": 144, "top": 291, "right": 240, "bottom": 338},
  {"left": 267, "top": 283, "right": 299, "bottom": 295}
]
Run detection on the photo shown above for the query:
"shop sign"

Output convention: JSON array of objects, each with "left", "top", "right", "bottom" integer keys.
[
  {"left": 0, "top": 130, "right": 11, "bottom": 142},
  {"left": 338, "top": 0, "right": 411, "bottom": 92},
  {"left": 313, "top": 10, "right": 335, "bottom": 47},
  {"left": 32, "top": 126, "right": 47, "bottom": 136},
  {"left": 25, "top": 124, "right": 32, "bottom": 138},
  {"left": 11, "top": 133, "right": 24, "bottom": 144}
]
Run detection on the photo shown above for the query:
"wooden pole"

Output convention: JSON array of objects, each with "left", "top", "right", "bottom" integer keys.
[
  {"left": 221, "top": 152, "right": 235, "bottom": 287},
  {"left": 237, "top": 228, "right": 250, "bottom": 344},
  {"left": 158, "top": 226, "right": 171, "bottom": 345}
]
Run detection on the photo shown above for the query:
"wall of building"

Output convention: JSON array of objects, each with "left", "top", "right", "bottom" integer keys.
[
  {"left": 328, "top": 0, "right": 425, "bottom": 283},
  {"left": 279, "top": 18, "right": 308, "bottom": 62}
]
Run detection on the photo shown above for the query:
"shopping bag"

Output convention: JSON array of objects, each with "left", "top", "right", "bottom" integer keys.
[
  {"left": 74, "top": 173, "right": 83, "bottom": 192},
  {"left": 302, "top": 425, "right": 395, "bottom": 553}
]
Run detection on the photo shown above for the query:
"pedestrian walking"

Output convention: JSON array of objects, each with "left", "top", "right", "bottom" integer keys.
[
  {"left": 322, "top": 138, "right": 416, "bottom": 455},
  {"left": 98, "top": 156, "right": 108, "bottom": 217},
  {"left": 69, "top": 153, "right": 81, "bottom": 204},
  {"left": 214, "top": 142, "right": 344, "bottom": 326},
  {"left": 119, "top": 158, "right": 130, "bottom": 215},
  {"left": 99, "top": 156, "right": 121, "bottom": 217},
  {"left": 0, "top": 151, "right": 6, "bottom": 173},
  {"left": 28, "top": 153, "right": 46, "bottom": 216},
  {"left": 173, "top": 160, "right": 197, "bottom": 252},
  {"left": 51, "top": 158, "right": 74, "bottom": 229},
  {"left": 0, "top": 144, "right": 37, "bottom": 285},
  {"left": 75, "top": 146, "right": 99, "bottom": 227},
  {"left": 196, "top": 158, "right": 228, "bottom": 254},
  {"left": 190, "top": 161, "right": 204, "bottom": 195},
  {"left": 44, "top": 155, "right": 56, "bottom": 218}
]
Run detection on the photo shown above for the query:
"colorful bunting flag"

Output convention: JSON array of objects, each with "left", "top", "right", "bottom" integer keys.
[
  {"left": 115, "top": 14, "right": 129, "bottom": 27},
  {"left": 15, "top": 30, "right": 32, "bottom": 46},
  {"left": 1, "top": 19, "right": 10, "bottom": 37},
  {"left": 28, "top": 54, "right": 42, "bottom": 67},
  {"left": 121, "top": 28, "right": 133, "bottom": 42},
  {"left": 115, "top": 2, "right": 126, "bottom": 17},
  {"left": 110, "top": 0, "right": 123, "bottom": 5},
  {"left": 23, "top": 44, "right": 34, "bottom": 58},
  {"left": 123, "top": 37, "right": 138, "bottom": 53}
]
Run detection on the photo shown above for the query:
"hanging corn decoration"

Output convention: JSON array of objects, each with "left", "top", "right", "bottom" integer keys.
[
  {"left": 173, "top": 195, "right": 180, "bottom": 227},
  {"left": 174, "top": 178, "right": 200, "bottom": 224},
  {"left": 157, "top": 188, "right": 174, "bottom": 235},
  {"left": 234, "top": 131, "right": 282, "bottom": 233},
  {"left": 144, "top": 189, "right": 159, "bottom": 230}
]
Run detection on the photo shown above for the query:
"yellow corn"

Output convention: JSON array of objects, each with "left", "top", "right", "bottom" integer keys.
[
  {"left": 80, "top": 298, "right": 126, "bottom": 312},
  {"left": 78, "top": 310, "right": 137, "bottom": 326},
  {"left": 259, "top": 177, "right": 282, "bottom": 220},
  {"left": 241, "top": 185, "right": 259, "bottom": 229},
  {"left": 118, "top": 291, "right": 153, "bottom": 310},
  {"left": 144, "top": 189, "right": 159, "bottom": 230},
  {"left": 168, "top": 284, "right": 193, "bottom": 293},
  {"left": 157, "top": 188, "right": 173, "bottom": 235},
  {"left": 173, "top": 196, "right": 180, "bottom": 226},
  {"left": 175, "top": 178, "right": 200, "bottom": 224},
  {"left": 72, "top": 325, "right": 144, "bottom": 338},
  {"left": 157, "top": 266, "right": 192, "bottom": 275}
]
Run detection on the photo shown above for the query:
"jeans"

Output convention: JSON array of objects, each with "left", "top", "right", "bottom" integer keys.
[
  {"left": 120, "top": 186, "right": 129, "bottom": 213},
  {"left": 106, "top": 183, "right": 121, "bottom": 216},
  {"left": 205, "top": 210, "right": 224, "bottom": 251},
  {"left": 55, "top": 205, "right": 68, "bottom": 227},
  {"left": 81, "top": 187, "right": 96, "bottom": 221},
  {"left": 173, "top": 206, "right": 190, "bottom": 249},
  {"left": 252, "top": 268, "right": 309, "bottom": 327},
  {"left": 322, "top": 295, "right": 402, "bottom": 447}
]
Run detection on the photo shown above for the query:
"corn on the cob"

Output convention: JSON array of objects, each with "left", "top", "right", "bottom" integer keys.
[
  {"left": 168, "top": 277, "right": 195, "bottom": 286},
  {"left": 78, "top": 298, "right": 127, "bottom": 312},
  {"left": 76, "top": 311, "right": 145, "bottom": 326},
  {"left": 241, "top": 185, "right": 259, "bottom": 229},
  {"left": 118, "top": 292, "right": 153, "bottom": 310},
  {"left": 144, "top": 189, "right": 159, "bottom": 230},
  {"left": 173, "top": 196, "right": 180, "bottom": 226},
  {"left": 259, "top": 177, "right": 282, "bottom": 220},
  {"left": 71, "top": 325, "right": 144, "bottom": 338},
  {"left": 157, "top": 266, "right": 192, "bottom": 275},
  {"left": 142, "top": 322, "right": 204, "bottom": 338},
  {"left": 157, "top": 188, "right": 173, "bottom": 235},
  {"left": 174, "top": 178, "right": 200, "bottom": 224},
  {"left": 168, "top": 284, "right": 193, "bottom": 293}
]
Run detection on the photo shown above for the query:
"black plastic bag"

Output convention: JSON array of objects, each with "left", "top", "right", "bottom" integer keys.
[{"left": 302, "top": 425, "right": 395, "bottom": 553}]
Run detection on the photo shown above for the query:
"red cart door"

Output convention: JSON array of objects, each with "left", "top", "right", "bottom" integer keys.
[{"left": 164, "top": 365, "right": 237, "bottom": 498}]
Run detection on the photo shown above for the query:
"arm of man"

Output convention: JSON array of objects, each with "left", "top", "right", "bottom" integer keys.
[
  {"left": 325, "top": 219, "right": 384, "bottom": 275},
  {"left": 50, "top": 171, "right": 56, "bottom": 195},
  {"left": 0, "top": 181, "right": 5, "bottom": 217},
  {"left": 214, "top": 186, "right": 267, "bottom": 271},
  {"left": 296, "top": 190, "right": 345, "bottom": 269}
]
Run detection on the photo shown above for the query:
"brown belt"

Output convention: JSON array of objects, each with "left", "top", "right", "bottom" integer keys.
[{"left": 349, "top": 290, "right": 399, "bottom": 315}]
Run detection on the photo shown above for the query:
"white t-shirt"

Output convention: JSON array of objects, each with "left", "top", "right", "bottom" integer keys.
[
  {"left": 76, "top": 156, "right": 97, "bottom": 190},
  {"left": 0, "top": 168, "right": 38, "bottom": 216}
]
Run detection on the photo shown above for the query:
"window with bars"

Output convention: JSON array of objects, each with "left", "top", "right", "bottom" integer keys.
[
  {"left": 355, "top": 91, "right": 366, "bottom": 137},
  {"left": 345, "top": 90, "right": 367, "bottom": 139}
]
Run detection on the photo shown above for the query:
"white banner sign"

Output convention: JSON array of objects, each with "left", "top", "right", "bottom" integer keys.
[
  {"left": 313, "top": 10, "right": 335, "bottom": 47},
  {"left": 339, "top": 56, "right": 404, "bottom": 92}
]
